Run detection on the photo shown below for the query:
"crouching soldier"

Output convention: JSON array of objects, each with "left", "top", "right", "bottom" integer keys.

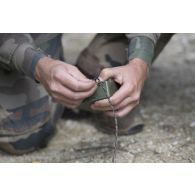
[{"left": 0, "top": 33, "right": 173, "bottom": 154}]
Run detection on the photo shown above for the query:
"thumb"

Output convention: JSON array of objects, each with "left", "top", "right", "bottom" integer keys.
[{"left": 99, "top": 68, "right": 115, "bottom": 81}]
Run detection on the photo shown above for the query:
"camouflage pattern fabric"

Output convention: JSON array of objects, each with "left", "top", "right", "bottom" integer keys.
[
  {"left": 77, "top": 33, "right": 174, "bottom": 135},
  {"left": 77, "top": 33, "right": 173, "bottom": 76},
  {"left": 0, "top": 33, "right": 173, "bottom": 154},
  {"left": 0, "top": 34, "right": 63, "bottom": 153}
]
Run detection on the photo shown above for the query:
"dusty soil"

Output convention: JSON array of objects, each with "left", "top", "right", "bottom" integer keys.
[{"left": 1, "top": 33, "right": 195, "bottom": 163}]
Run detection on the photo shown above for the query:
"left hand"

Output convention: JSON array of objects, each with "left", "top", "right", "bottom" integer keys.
[
  {"left": 35, "top": 57, "right": 97, "bottom": 109},
  {"left": 91, "top": 58, "right": 148, "bottom": 117}
]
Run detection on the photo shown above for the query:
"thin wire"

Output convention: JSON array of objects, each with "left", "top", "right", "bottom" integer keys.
[{"left": 95, "top": 79, "right": 118, "bottom": 163}]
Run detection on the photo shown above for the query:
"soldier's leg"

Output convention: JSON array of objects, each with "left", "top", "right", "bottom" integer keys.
[
  {"left": 153, "top": 33, "right": 174, "bottom": 62},
  {"left": 76, "top": 33, "right": 174, "bottom": 135},
  {"left": 76, "top": 34, "right": 144, "bottom": 135},
  {"left": 0, "top": 70, "right": 63, "bottom": 155}
]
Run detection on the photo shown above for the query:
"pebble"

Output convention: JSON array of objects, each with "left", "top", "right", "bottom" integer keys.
[{"left": 190, "top": 121, "right": 195, "bottom": 128}]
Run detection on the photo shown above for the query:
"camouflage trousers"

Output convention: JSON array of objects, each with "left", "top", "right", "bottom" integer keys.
[
  {"left": 0, "top": 69, "right": 64, "bottom": 154},
  {"left": 0, "top": 34, "right": 173, "bottom": 155}
]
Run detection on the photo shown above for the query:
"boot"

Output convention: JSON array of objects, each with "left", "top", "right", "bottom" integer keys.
[{"left": 93, "top": 107, "right": 144, "bottom": 135}]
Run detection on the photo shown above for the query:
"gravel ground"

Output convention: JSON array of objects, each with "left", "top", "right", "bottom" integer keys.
[{"left": 1, "top": 33, "right": 195, "bottom": 163}]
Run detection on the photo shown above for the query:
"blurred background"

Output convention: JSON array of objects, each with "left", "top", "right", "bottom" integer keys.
[{"left": 1, "top": 33, "right": 195, "bottom": 162}]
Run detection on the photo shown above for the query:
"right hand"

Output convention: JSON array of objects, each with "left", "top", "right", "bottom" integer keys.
[
  {"left": 91, "top": 58, "right": 148, "bottom": 117},
  {"left": 35, "top": 57, "right": 97, "bottom": 108}
]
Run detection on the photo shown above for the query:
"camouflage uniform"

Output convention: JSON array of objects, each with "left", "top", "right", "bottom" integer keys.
[
  {"left": 76, "top": 34, "right": 173, "bottom": 135},
  {"left": 0, "top": 33, "right": 173, "bottom": 154},
  {"left": 0, "top": 34, "right": 63, "bottom": 154}
]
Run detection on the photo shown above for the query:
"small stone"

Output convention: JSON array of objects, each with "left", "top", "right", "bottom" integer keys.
[
  {"left": 186, "top": 137, "right": 191, "bottom": 141},
  {"left": 161, "top": 124, "right": 175, "bottom": 133},
  {"left": 185, "top": 53, "right": 195, "bottom": 62},
  {"left": 190, "top": 121, "right": 195, "bottom": 128}
]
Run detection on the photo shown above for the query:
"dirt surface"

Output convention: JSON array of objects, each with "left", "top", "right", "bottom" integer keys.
[{"left": 1, "top": 33, "right": 195, "bottom": 163}]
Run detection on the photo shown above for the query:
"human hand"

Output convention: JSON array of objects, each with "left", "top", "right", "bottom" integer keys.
[
  {"left": 91, "top": 58, "right": 148, "bottom": 117},
  {"left": 35, "top": 57, "right": 97, "bottom": 108}
]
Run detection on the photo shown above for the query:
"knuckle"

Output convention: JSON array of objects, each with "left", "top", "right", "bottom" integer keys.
[
  {"left": 73, "top": 83, "right": 80, "bottom": 92},
  {"left": 100, "top": 68, "right": 108, "bottom": 78},
  {"left": 49, "top": 83, "right": 57, "bottom": 92},
  {"left": 72, "top": 94, "right": 81, "bottom": 101},
  {"left": 51, "top": 66, "right": 61, "bottom": 78},
  {"left": 72, "top": 66, "right": 77, "bottom": 70},
  {"left": 53, "top": 68, "right": 62, "bottom": 79},
  {"left": 132, "top": 93, "right": 140, "bottom": 102},
  {"left": 117, "top": 112, "right": 125, "bottom": 118},
  {"left": 65, "top": 90, "right": 75, "bottom": 99},
  {"left": 111, "top": 97, "right": 118, "bottom": 105},
  {"left": 101, "top": 68, "right": 107, "bottom": 75}
]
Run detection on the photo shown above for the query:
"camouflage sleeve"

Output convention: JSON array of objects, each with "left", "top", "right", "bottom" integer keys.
[
  {"left": 126, "top": 33, "right": 161, "bottom": 66},
  {"left": 0, "top": 34, "right": 46, "bottom": 79}
]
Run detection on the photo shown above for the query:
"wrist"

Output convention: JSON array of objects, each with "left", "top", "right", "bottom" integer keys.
[
  {"left": 35, "top": 56, "right": 52, "bottom": 82},
  {"left": 128, "top": 36, "right": 155, "bottom": 66},
  {"left": 127, "top": 58, "right": 149, "bottom": 78},
  {"left": 128, "top": 58, "right": 148, "bottom": 69}
]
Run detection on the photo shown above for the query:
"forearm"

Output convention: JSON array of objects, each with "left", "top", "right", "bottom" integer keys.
[
  {"left": 0, "top": 34, "right": 46, "bottom": 79},
  {"left": 126, "top": 33, "right": 161, "bottom": 66}
]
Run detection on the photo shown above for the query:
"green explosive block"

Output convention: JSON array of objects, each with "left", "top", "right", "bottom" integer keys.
[{"left": 79, "top": 79, "right": 119, "bottom": 111}]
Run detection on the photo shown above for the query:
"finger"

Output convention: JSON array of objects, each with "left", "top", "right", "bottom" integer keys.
[
  {"left": 50, "top": 83, "right": 97, "bottom": 102},
  {"left": 92, "top": 84, "right": 133, "bottom": 108},
  {"left": 92, "top": 96, "right": 138, "bottom": 111},
  {"left": 92, "top": 98, "right": 111, "bottom": 108},
  {"left": 99, "top": 68, "right": 115, "bottom": 81},
  {"left": 106, "top": 99, "right": 138, "bottom": 118},
  {"left": 106, "top": 103, "right": 137, "bottom": 118},
  {"left": 57, "top": 100, "right": 79, "bottom": 109},
  {"left": 99, "top": 67, "right": 124, "bottom": 85},
  {"left": 114, "top": 97, "right": 139, "bottom": 110},
  {"left": 109, "top": 84, "right": 134, "bottom": 106},
  {"left": 53, "top": 69, "right": 96, "bottom": 92},
  {"left": 62, "top": 73, "right": 96, "bottom": 92},
  {"left": 52, "top": 95, "right": 80, "bottom": 109},
  {"left": 91, "top": 103, "right": 112, "bottom": 111},
  {"left": 68, "top": 66, "right": 92, "bottom": 81},
  {"left": 52, "top": 93, "right": 82, "bottom": 106}
]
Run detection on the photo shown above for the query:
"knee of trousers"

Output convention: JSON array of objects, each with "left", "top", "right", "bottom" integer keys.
[
  {"left": 0, "top": 72, "right": 64, "bottom": 155},
  {"left": 77, "top": 34, "right": 129, "bottom": 71},
  {"left": 0, "top": 121, "right": 55, "bottom": 155}
]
